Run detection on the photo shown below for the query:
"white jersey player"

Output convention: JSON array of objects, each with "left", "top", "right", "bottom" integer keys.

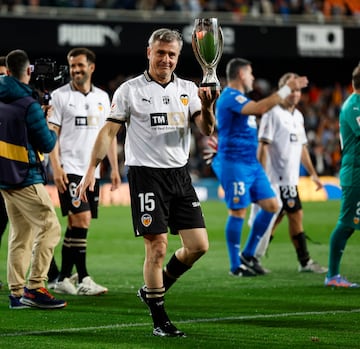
[
  {"left": 109, "top": 70, "right": 200, "bottom": 168},
  {"left": 248, "top": 72, "right": 327, "bottom": 274},
  {"left": 50, "top": 83, "right": 110, "bottom": 178},
  {"left": 77, "top": 28, "right": 218, "bottom": 337},
  {"left": 258, "top": 104, "right": 307, "bottom": 186},
  {"left": 47, "top": 48, "right": 120, "bottom": 296}
]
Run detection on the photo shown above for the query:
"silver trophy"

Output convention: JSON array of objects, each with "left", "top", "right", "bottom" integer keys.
[{"left": 192, "top": 18, "right": 224, "bottom": 94}]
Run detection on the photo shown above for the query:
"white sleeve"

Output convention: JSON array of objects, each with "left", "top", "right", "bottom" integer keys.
[
  {"left": 109, "top": 83, "right": 129, "bottom": 122},
  {"left": 258, "top": 109, "right": 275, "bottom": 143},
  {"left": 188, "top": 81, "right": 202, "bottom": 118},
  {"left": 48, "top": 89, "right": 63, "bottom": 126}
]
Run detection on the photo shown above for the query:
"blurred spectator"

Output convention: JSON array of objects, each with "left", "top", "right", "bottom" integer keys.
[
  {"left": 330, "top": 140, "right": 341, "bottom": 176},
  {"left": 331, "top": 82, "right": 344, "bottom": 116},
  {"left": 259, "top": 0, "right": 274, "bottom": 15},
  {"left": 199, "top": 0, "right": 217, "bottom": 11},
  {"left": 308, "top": 82, "right": 322, "bottom": 106},
  {"left": 274, "top": 0, "right": 291, "bottom": 15},
  {"left": 309, "top": 141, "right": 333, "bottom": 176},
  {"left": 178, "top": 0, "right": 201, "bottom": 14},
  {"left": 216, "top": 0, "right": 249, "bottom": 13},
  {"left": 0, "top": 0, "right": 15, "bottom": 11},
  {"left": 323, "top": 0, "right": 360, "bottom": 16},
  {"left": 303, "top": 0, "right": 323, "bottom": 14},
  {"left": 112, "top": 0, "right": 136, "bottom": 8},
  {"left": 138, "top": 0, "right": 181, "bottom": 10}
]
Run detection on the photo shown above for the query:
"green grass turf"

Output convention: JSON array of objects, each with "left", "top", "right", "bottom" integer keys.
[{"left": 0, "top": 200, "right": 360, "bottom": 348}]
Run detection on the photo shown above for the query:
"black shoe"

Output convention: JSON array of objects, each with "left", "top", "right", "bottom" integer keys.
[
  {"left": 240, "top": 254, "right": 267, "bottom": 275},
  {"left": 229, "top": 264, "right": 256, "bottom": 277},
  {"left": 153, "top": 321, "right": 186, "bottom": 337}
]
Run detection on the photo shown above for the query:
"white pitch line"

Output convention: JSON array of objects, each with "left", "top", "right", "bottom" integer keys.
[{"left": 1, "top": 308, "right": 360, "bottom": 337}]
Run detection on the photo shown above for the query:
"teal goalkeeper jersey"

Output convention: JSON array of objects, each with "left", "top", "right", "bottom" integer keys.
[{"left": 339, "top": 92, "right": 360, "bottom": 186}]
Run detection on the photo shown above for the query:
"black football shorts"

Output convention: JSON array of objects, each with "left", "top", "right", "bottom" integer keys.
[
  {"left": 58, "top": 173, "right": 99, "bottom": 218},
  {"left": 279, "top": 185, "right": 302, "bottom": 213},
  {"left": 127, "top": 165, "right": 206, "bottom": 237}
]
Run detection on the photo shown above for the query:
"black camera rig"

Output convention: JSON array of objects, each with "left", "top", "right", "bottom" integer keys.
[{"left": 30, "top": 58, "right": 69, "bottom": 105}]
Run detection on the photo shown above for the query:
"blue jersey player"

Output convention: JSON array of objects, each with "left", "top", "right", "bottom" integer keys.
[{"left": 211, "top": 58, "right": 308, "bottom": 276}]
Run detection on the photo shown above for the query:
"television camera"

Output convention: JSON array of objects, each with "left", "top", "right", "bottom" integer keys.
[{"left": 30, "top": 58, "right": 69, "bottom": 105}]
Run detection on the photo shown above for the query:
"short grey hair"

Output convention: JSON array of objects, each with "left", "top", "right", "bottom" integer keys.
[{"left": 148, "top": 28, "right": 183, "bottom": 51}]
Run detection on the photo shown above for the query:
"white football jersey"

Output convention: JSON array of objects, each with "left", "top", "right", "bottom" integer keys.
[
  {"left": 49, "top": 83, "right": 111, "bottom": 178},
  {"left": 109, "top": 71, "right": 202, "bottom": 168},
  {"left": 259, "top": 104, "right": 307, "bottom": 185}
]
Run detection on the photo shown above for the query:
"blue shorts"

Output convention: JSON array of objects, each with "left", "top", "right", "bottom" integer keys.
[{"left": 212, "top": 156, "right": 275, "bottom": 210}]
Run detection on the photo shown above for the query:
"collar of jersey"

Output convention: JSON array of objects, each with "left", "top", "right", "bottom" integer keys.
[
  {"left": 70, "top": 81, "right": 94, "bottom": 96},
  {"left": 144, "top": 70, "right": 176, "bottom": 88}
]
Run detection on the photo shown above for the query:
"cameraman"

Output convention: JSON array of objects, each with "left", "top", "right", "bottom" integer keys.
[
  {"left": 0, "top": 56, "right": 9, "bottom": 251},
  {"left": 0, "top": 56, "right": 8, "bottom": 291},
  {"left": 0, "top": 49, "right": 66, "bottom": 309}
]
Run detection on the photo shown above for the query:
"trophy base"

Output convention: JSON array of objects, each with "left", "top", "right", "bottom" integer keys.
[{"left": 200, "top": 82, "right": 221, "bottom": 98}]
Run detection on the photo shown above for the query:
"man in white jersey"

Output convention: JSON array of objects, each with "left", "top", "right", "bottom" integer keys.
[
  {"left": 47, "top": 47, "right": 120, "bottom": 295},
  {"left": 247, "top": 72, "right": 327, "bottom": 273},
  {"left": 77, "top": 28, "right": 217, "bottom": 337}
]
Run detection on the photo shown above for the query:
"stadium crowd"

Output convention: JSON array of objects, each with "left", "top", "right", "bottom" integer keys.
[{"left": 1, "top": 0, "right": 359, "bottom": 17}]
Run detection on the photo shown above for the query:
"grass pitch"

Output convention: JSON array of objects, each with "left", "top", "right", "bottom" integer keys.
[{"left": 0, "top": 200, "right": 359, "bottom": 348}]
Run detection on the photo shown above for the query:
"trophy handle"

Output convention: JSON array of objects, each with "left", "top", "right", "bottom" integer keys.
[
  {"left": 192, "top": 18, "right": 224, "bottom": 93},
  {"left": 213, "top": 27, "right": 224, "bottom": 69}
]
